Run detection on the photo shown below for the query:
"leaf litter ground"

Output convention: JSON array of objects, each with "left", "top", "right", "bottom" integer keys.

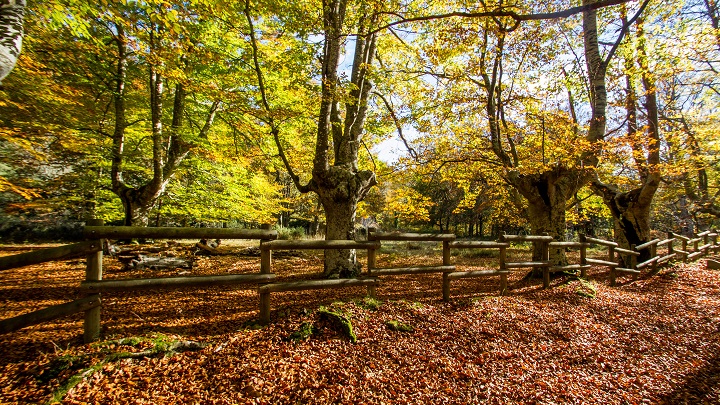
[{"left": 1, "top": 243, "right": 720, "bottom": 404}]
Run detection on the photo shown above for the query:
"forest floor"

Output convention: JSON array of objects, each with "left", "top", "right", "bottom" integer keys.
[{"left": 1, "top": 241, "right": 720, "bottom": 404}]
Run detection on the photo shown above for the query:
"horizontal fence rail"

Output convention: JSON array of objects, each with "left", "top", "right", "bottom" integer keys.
[
  {"left": 0, "top": 241, "right": 102, "bottom": 271},
  {"left": 84, "top": 226, "right": 278, "bottom": 240},
  {"left": 2, "top": 223, "right": 718, "bottom": 341},
  {"left": 0, "top": 295, "right": 101, "bottom": 334}
]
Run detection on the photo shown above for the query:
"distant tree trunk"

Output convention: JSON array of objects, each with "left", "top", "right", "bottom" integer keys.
[
  {"left": 107, "top": 23, "right": 219, "bottom": 227},
  {"left": 0, "top": 0, "right": 25, "bottom": 86}
]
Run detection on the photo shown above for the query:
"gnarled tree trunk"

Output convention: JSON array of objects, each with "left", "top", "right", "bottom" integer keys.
[
  {"left": 314, "top": 165, "right": 375, "bottom": 277},
  {"left": 510, "top": 168, "right": 584, "bottom": 268}
]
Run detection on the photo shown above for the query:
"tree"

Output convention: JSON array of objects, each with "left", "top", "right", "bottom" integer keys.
[
  {"left": 1, "top": 1, "right": 288, "bottom": 229},
  {"left": 380, "top": 0, "right": 648, "bottom": 269},
  {"left": 246, "top": 0, "right": 378, "bottom": 276},
  {"left": 590, "top": 7, "right": 666, "bottom": 259},
  {"left": 0, "top": 0, "right": 25, "bottom": 86}
]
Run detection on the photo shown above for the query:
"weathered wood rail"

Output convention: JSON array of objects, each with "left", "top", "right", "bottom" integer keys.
[
  {"left": 258, "top": 239, "right": 380, "bottom": 324},
  {"left": 445, "top": 241, "right": 510, "bottom": 299},
  {"left": 0, "top": 222, "right": 278, "bottom": 342},
  {"left": 0, "top": 236, "right": 104, "bottom": 337},
  {"left": 365, "top": 231, "right": 457, "bottom": 303},
  {"left": 3, "top": 222, "right": 718, "bottom": 340}
]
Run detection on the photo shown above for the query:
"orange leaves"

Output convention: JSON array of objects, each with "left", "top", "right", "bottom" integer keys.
[{"left": 2, "top": 249, "right": 720, "bottom": 403}]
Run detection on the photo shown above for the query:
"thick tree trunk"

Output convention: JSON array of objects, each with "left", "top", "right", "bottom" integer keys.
[
  {"left": 118, "top": 187, "right": 164, "bottom": 227},
  {"left": 321, "top": 196, "right": 360, "bottom": 278},
  {"left": 315, "top": 166, "right": 375, "bottom": 278},
  {"left": 509, "top": 168, "right": 583, "bottom": 269},
  {"left": 592, "top": 183, "right": 655, "bottom": 263}
]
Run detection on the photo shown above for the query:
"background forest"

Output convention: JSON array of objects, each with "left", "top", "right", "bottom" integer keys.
[{"left": 1, "top": 0, "right": 719, "bottom": 245}]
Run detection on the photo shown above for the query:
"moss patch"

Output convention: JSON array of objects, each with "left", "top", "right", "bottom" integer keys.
[
  {"left": 288, "top": 322, "right": 317, "bottom": 342},
  {"left": 386, "top": 320, "right": 414, "bottom": 333},
  {"left": 317, "top": 307, "right": 357, "bottom": 343}
]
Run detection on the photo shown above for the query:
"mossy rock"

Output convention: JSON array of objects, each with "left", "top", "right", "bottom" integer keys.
[
  {"left": 358, "top": 296, "right": 383, "bottom": 311},
  {"left": 317, "top": 307, "right": 357, "bottom": 343},
  {"left": 575, "top": 278, "right": 597, "bottom": 299},
  {"left": 386, "top": 320, "right": 414, "bottom": 333}
]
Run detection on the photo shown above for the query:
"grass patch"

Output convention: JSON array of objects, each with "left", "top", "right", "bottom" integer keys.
[{"left": 357, "top": 296, "right": 383, "bottom": 311}]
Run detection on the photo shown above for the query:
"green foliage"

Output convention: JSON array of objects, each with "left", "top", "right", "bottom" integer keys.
[{"left": 275, "top": 226, "right": 306, "bottom": 240}]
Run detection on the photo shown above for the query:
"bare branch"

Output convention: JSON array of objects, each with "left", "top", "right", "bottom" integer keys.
[
  {"left": 371, "top": 0, "right": 636, "bottom": 35},
  {"left": 373, "top": 91, "right": 418, "bottom": 160}
]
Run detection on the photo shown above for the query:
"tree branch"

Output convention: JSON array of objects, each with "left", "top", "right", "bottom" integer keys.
[
  {"left": 373, "top": 91, "right": 418, "bottom": 160},
  {"left": 243, "top": 0, "right": 311, "bottom": 193},
  {"left": 370, "top": 0, "right": 636, "bottom": 35}
]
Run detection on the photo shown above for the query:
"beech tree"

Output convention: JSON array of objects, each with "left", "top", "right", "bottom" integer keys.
[
  {"left": 381, "top": 0, "right": 648, "bottom": 267},
  {"left": 0, "top": 0, "right": 25, "bottom": 86},
  {"left": 245, "top": 0, "right": 379, "bottom": 276},
  {"left": 591, "top": 12, "right": 661, "bottom": 259}
]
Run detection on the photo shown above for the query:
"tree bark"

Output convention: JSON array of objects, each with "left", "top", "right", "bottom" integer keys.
[
  {"left": 315, "top": 166, "right": 375, "bottom": 277},
  {"left": 0, "top": 0, "right": 25, "bottom": 86},
  {"left": 509, "top": 168, "right": 579, "bottom": 267}
]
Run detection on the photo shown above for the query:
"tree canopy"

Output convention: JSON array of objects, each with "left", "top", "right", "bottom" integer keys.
[{"left": 0, "top": 0, "right": 718, "bottom": 247}]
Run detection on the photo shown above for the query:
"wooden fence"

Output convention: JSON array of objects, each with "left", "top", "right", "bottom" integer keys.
[
  {"left": 258, "top": 239, "right": 380, "bottom": 324},
  {"left": 0, "top": 222, "right": 278, "bottom": 342},
  {"left": 1, "top": 224, "right": 718, "bottom": 341}
]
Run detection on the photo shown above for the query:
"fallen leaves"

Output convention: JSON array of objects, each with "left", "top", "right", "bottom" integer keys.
[{"left": 1, "top": 245, "right": 720, "bottom": 403}]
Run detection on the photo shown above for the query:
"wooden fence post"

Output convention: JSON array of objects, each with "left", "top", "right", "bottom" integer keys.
[
  {"left": 499, "top": 245, "right": 508, "bottom": 294},
  {"left": 630, "top": 244, "right": 640, "bottom": 280},
  {"left": 579, "top": 235, "right": 588, "bottom": 278},
  {"left": 541, "top": 233, "right": 550, "bottom": 289},
  {"left": 609, "top": 246, "right": 616, "bottom": 287},
  {"left": 259, "top": 292, "right": 270, "bottom": 324},
  {"left": 682, "top": 237, "right": 688, "bottom": 263},
  {"left": 442, "top": 240, "right": 451, "bottom": 300},
  {"left": 260, "top": 225, "right": 272, "bottom": 275},
  {"left": 259, "top": 224, "right": 273, "bottom": 324},
  {"left": 667, "top": 232, "right": 675, "bottom": 261},
  {"left": 443, "top": 240, "right": 451, "bottom": 266},
  {"left": 84, "top": 218, "right": 103, "bottom": 343},
  {"left": 367, "top": 246, "right": 376, "bottom": 276}
]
